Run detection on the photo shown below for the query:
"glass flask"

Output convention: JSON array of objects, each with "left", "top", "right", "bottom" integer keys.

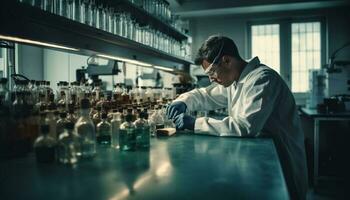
[
  {"left": 96, "top": 113, "right": 111, "bottom": 146},
  {"left": 111, "top": 109, "right": 122, "bottom": 149},
  {"left": 134, "top": 110, "right": 150, "bottom": 148},
  {"left": 119, "top": 112, "right": 136, "bottom": 151},
  {"left": 75, "top": 98, "right": 96, "bottom": 158},
  {"left": 34, "top": 124, "right": 56, "bottom": 163},
  {"left": 57, "top": 122, "right": 80, "bottom": 164}
]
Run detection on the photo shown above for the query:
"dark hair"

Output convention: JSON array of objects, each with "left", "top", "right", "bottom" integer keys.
[{"left": 194, "top": 35, "right": 242, "bottom": 65}]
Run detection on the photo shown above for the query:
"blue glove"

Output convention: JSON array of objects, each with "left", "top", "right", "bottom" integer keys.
[
  {"left": 166, "top": 101, "right": 187, "bottom": 120},
  {"left": 174, "top": 113, "right": 195, "bottom": 130}
]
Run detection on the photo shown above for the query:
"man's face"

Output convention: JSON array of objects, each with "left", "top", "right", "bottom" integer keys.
[{"left": 202, "top": 57, "right": 240, "bottom": 87}]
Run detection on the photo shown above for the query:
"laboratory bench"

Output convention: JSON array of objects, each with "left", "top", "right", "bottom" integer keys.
[{"left": 0, "top": 133, "right": 289, "bottom": 200}]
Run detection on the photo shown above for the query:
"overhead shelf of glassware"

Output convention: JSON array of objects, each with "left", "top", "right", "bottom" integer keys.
[{"left": 0, "top": 0, "right": 193, "bottom": 69}]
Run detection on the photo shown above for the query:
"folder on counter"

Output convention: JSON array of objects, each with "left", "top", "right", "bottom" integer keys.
[{"left": 156, "top": 128, "right": 176, "bottom": 137}]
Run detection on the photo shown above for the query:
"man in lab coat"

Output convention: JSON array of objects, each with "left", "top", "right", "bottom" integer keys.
[{"left": 166, "top": 35, "right": 308, "bottom": 200}]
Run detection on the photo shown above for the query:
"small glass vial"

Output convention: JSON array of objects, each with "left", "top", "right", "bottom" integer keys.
[
  {"left": 111, "top": 109, "right": 122, "bottom": 149},
  {"left": 57, "top": 122, "right": 79, "bottom": 165},
  {"left": 75, "top": 98, "right": 96, "bottom": 158},
  {"left": 134, "top": 111, "right": 150, "bottom": 148},
  {"left": 96, "top": 113, "right": 112, "bottom": 146},
  {"left": 34, "top": 124, "right": 56, "bottom": 163},
  {"left": 119, "top": 112, "right": 136, "bottom": 151}
]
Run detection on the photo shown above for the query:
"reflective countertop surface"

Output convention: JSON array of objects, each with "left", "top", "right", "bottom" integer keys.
[{"left": 0, "top": 133, "right": 289, "bottom": 200}]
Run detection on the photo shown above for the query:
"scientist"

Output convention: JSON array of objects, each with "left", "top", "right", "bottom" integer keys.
[{"left": 166, "top": 35, "right": 308, "bottom": 200}]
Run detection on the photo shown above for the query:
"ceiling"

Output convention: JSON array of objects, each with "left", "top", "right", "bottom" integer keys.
[{"left": 168, "top": 0, "right": 350, "bottom": 18}]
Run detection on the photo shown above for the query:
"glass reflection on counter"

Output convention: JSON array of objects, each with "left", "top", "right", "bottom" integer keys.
[{"left": 110, "top": 141, "right": 174, "bottom": 200}]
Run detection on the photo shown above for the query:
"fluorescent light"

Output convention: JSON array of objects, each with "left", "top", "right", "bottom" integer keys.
[
  {"left": 0, "top": 35, "right": 79, "bottom": 51},
  {"left": 154, "top": 65, "right": 174, "bottom": 72},
  {"left": 98, "top": 54, "right": 152, "bottom": 67}
]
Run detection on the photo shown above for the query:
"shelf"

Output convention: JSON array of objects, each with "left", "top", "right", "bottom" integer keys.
[
  {"left": 0, "top": 1, "right": 193, "bottom": 69},
  {"left": 110, "top": 0, "right": 189, "bottom": 41}
]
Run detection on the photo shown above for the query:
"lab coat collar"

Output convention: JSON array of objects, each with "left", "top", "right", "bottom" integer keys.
[{"left": 237, "top": 57, "right": 261, "bottom": 84}]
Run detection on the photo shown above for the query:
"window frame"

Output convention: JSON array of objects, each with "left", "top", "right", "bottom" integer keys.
[{"left": 247, "top": 17, "right": 326, "bottom": 104}]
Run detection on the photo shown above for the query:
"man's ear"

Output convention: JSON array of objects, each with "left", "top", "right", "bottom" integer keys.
[
  {"left": 202, "top": 60, "right": 211, "bottom": 70},
  {"left": 222, "top": 55, "right": 231, "bottom": 65}
]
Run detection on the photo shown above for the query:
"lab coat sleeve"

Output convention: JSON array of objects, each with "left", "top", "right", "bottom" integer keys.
[
  {"left": 173, "top": 83, "right": 227, "bottom": 111},
  {"left": 195, "top": 72, "right": 280, "bottom": 136}
]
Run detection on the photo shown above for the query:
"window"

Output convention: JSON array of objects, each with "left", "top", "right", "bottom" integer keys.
[
  {"left": 251, "top": 24, "right": 280, "bottom": 73},
  {"left": 249, "top": 20, "right": 324, "bottom": 95},
  {"left": 291, "top": 22, "right": 321, "bottom": 92}
]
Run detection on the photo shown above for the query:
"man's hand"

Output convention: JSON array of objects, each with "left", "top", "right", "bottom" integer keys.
[
  {"left": 173, "top": 113, "right": 195, "bottom": 130},
  {"left": 166, "top": 101, "right": 187, "bottom": 120}
]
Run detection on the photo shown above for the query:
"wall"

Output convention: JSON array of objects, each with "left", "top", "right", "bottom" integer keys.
[{"left": 17, "top": 44, "right": 43, "bottom": 80}]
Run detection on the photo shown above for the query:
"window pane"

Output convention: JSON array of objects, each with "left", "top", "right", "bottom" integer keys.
[
  {"left": 251, "top": 24, "right": 280, "bottom": 73},
  {"left": 291, "top": 22, "right": 321, "bottom": 92}
]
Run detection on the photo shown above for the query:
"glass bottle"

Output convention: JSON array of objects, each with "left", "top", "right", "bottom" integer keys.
[
  {"left": 113, "top": 83, "right": 123, "bottom": 103},
  {"left": 57, "top": 122, "right": 79, "bottom": 164},
  {"left": 148, "top": 114, "right": 156, "bottom": 137},
  {"left": 45, "top": 81, "right": 54, "bottom": 103},
  {"left": 119, "top": 111, "right": 136, "bottom": 151},
  {"left": 33, "top": 124, "right": 56, "bottom": 163},
  {"left": 96, "top": 113, "right": 111, "bottom": 146},
  {"left": 92, "top": 81, "right": 102, "bottom": 104},
  {"left": 35, "top": 94, "right": 46, "bottom": 112},
  {"left": 121, "top": 86, "right": 130, "bottom": 105},
  {"left": 75, "top": 82, "right": 85, "bottom": 107},
  {"left": 67, "top": 105, "right": 78, "bottom": 123},
  {"left": 67, "top": 0, "right": 75, "bottom": 20},
  {"left": 55, "top": 0, "right": 68, "bottom": 17},
  {"left": 75, "top": 98, "right": 96, "bottom": 158},
  {"left": 46, "top": 104, "right": 58, "bottom": 141},
  {"left": 162, "top": 105, "right": 176, "bottom": 128},
  {"left": 57, "top": 81, "right": 69, "bottom": 109},
  {"left": 74, "top": 0, "right": 83, "bottom": 23},
  {"left": 151, "top": 105, "right": 164, "bottom": 129},
  {"left": 90, "top": 0, "right": 97, "bottom": 27},
  {"left": 111, "top": 109, "right": 122, "bottom": 149},
  {"left": 134, "top": 110, "right": 150, "bottom": 148},
  {"left": 83, "top": 0, "right": 91, "bottom": 25},
  {"left": 92, "top": 106, "right": 102, "bottom": 128},
  {"left": 95, "top": 93, "right": 106, "bottom": 110},
  {"left": 96, "top": 3, "right": 104, "bottom": 30},
  {"left": 32, "top": 81, "right": 41, "bottom": 104},
  {"left": 0, "top": 78, "right": 10, "bottom": 108},
  {"left": 56, "top": 112, "right": 69, "bottom": 137},
  {"left": 144, "top": 87, "right": 153, "bottom": 103},
  {"left": 28, "top": 80, "right": 37, "bottom": 103}
]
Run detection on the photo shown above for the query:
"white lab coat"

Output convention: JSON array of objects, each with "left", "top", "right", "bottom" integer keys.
[{"left": 174, "top": 57, "right": 308, "bottom": 199}]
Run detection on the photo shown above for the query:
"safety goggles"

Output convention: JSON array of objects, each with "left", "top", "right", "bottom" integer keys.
[{"left": 204, "top": 43, "right": 224, "bottom": 77}]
